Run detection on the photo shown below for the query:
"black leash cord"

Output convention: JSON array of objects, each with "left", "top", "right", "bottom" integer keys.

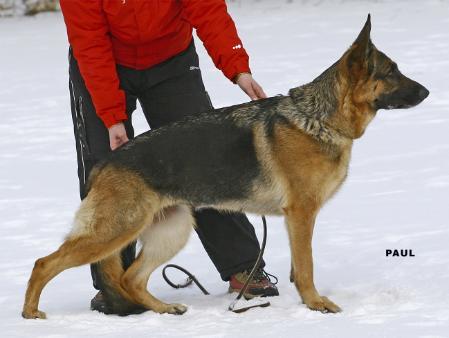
[
  {"left": 232, "top": 215, "right": 267, "bottom": 304},
  {"left": 162, "top": 216, "right": 268, "bottom": 307},
  {"left": 162, "top": 264, "right": 209, "bottom": 295}
]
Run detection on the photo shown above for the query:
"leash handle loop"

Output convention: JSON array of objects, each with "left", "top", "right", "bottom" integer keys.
[{"left": 162, "top": 264, "right": 209, "bottom": 295}]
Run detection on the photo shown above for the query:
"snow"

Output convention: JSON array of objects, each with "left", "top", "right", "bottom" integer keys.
[{"left": 1, "top": 1, "right": 448, "bottom": 337}]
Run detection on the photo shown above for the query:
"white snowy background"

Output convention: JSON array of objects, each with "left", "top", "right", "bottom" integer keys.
[{"left": 1, "top": 0, "right": 448, "bottom": 337}]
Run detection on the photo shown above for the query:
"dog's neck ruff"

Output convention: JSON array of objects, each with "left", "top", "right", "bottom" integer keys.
[
  {"left": 285, "top": 62, "right": 354, "bottom": 146},
  {"left": 286, "top": 90, "right": 351, "bottom": 147}
]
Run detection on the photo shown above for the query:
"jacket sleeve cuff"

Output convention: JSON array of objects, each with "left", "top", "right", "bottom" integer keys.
[
  {"left": 224, "top": 61, "right": 251, "bottom": 84},
  {"left": 232, "top": 71, "right": 252, "bottom": 84},
  {"left": 100, "top": 111, "right": 128, "bottom": 129}
]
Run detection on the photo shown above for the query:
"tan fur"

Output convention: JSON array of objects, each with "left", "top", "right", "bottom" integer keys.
[
  {"left": 121, "top": 205, "right": 193, "bottom": 314},
  {"left": 327, "top": 55, "right": 377, "bottom": 140},
  {"left": 97, "top": 251, "right": 136, "bottom": 305},
  {"left": 267, "top": 122, "right": 352, "bottom": 312}
]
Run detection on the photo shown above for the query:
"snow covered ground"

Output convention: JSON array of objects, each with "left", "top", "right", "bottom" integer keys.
[{"left": 1, "top": 1, "right": 448, "bottom": 337}]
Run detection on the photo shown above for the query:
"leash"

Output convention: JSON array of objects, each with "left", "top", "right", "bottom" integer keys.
[
  {"left": 162, "top": 215, "right": 270, "bottom": 313},
  {"left": 162, "top": 264, "right": 209, "bottom": 295}
]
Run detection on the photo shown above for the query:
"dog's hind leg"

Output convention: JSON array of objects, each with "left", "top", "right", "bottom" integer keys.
[
  {"left": 22, "top": 226, "right": 146, "bottom": 319},
  {"left": 121, "top": 205, "right": 193, "bottom": 315},
  {"left": 22, "top": 167, "right": 161, "bottom": 319}
]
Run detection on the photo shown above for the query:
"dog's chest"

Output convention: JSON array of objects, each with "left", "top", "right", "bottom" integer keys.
[{"left": 319, "top": 149, "right": 351, "bottom": 202}]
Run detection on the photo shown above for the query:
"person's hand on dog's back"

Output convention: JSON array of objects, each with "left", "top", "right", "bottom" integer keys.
[
  {"left": 235, "top": 73, "right": 267, "bottom": 100},
  {"left": 108, "top": 123, "right": 129, "bottom": 151}
]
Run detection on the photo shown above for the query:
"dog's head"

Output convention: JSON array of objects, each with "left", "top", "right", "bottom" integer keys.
[
  {"left": 330, "top": 15, "right": 429, "bottom": 138},
  {"left": 342, "top": 15, "right": 429, "bottom": 110}
]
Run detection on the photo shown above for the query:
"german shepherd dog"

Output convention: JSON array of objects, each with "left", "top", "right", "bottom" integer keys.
[{"left": 22, "top": 15, "right": 428, "bottom": 319}]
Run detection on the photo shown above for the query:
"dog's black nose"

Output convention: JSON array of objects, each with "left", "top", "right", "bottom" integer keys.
[{"left": 419, "top": 87, "right": 429, "bottom": 100}]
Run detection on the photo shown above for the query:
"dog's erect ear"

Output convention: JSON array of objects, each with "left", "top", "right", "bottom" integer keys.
[
  {"left": 347, "top": 14, "right": 373, "bottom": 74},
  {"left": 354, "top": 14, "right": 371, "bottom": 50}
]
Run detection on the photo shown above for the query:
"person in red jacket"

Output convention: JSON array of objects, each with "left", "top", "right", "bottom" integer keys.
[{"left": 60, "top": 0, "right": 278, "bottom": 315}]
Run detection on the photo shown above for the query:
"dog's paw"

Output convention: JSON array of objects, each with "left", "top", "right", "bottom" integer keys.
[
  {"left": 22, "top": 309, "right": 47, "bottom": 319},
  {"left": 165, "top": 303, "right": 188, "bottom": 315},
  {"left": 305, "top": 296, "right": 341, "bottom": 314}
]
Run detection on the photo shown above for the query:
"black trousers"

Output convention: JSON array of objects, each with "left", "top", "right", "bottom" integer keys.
[{"left": 68, "top": 41, "right": 265, "bottom": 285}]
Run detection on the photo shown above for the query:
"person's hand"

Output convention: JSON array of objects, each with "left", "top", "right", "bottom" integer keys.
[
  {"left": 108, "top": 122, "right": 129, "bottom": 150},
  {"left": 235, "top": 73, "right": 267, "bottom": 100}
]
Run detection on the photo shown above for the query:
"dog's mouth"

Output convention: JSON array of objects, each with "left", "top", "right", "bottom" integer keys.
[
  {"left": 390, "top": 103, "right": 413, "bottom": 109},
  {"left": 381, "top": 102, "right": 420, "bottom": 110},
  {"left": 375, "top": 86, "right": 429, "bottom": 111}
]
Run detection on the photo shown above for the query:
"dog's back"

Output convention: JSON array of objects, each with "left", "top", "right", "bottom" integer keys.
[{"left": 105, "top": 96, "right": 289, "bottom": 207}]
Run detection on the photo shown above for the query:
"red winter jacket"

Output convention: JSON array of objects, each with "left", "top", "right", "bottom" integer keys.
[{"left": 60, "top": 0, "right": 251, "bottom": 128}]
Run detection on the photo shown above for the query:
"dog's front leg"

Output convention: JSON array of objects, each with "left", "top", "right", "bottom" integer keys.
[{"left": 284, "top": 200, "right": 341, "bottom": 313}]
